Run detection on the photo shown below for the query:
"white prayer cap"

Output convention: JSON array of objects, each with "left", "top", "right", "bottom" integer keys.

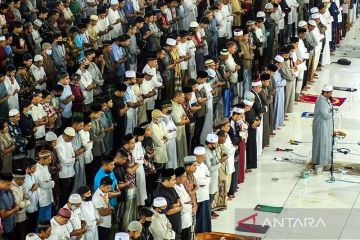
[
  {"left": 205, "top": 59, "right": 215, "bottom": 65},
  {"left": 128, "top": 221, "right": 143, "bottom": 232},
  {"left": 311, "top": 13, "right": 320, "bottom": 19},
  {"left": 90, "top": 15, "right": 99, "bottom": 21},
  {"left": 233, "top": 29, "right": 243, "bottom": 36},
  {"left": 166, "top": 38, "right": 177, "bottom": 46},
  {"left": 244, "top": 91, "right": 255, "bottom": 101},
  {"left": 34, "top": 55, "right": 43, "bottom": 62},
  {"left": 252, "top": 80, "right": 262, "bottom": 87},
  {"left": 184, "top": 155, "right": 196, "bottom": 164},
  {"left": 243, "top": 99, "right": 254, "bottom": 106},
  {"left": 189, "top": 21, "right": 199, "bottom": 28},
  {"left": 33, "top": 19, "right": 43, "bottom": 27},
  {"left": 206, "top": 68, "right": 216, "bottom": 78},
  {"left": 64, "top": 127, "right": 76, "bottom": 137},
  {"left": 322, "top": 84, "right": 333, "bottom": 92},
  {"left": 322, "top": 0, "right": 330, "bottom": 2},
  {"left": 194, "top": 146, "right": 206, "bottom": 155},
  {"left": 220, "top": 49, "right": 229, "bottom": 56},
  {"left": 206, "top": 133, "right": 218, "bottom": 144},
  {"left": 45, "top": 131, "right": 58, "bottom": 141},
  {"left": 9, "top": 109, "right": 19, "bottom": 117},
  {"left": 256, "top": 11, "right": 266, "bottom": 18},
  {"left": 26, "top": 233, "right": 40, "bottom": 240},
  {"left": 265, "top": 3, "right": 274, "bottom": 9},
  {"left": 145, "top": 68, "right": 156, "bottom": 76},
  {"left": 308, "top": 20, "right": 317, "bottom": 26},
  {"left": 310, "top": 7, "right": 319, "bottom": 14},
  {"left": 115, "top": 232, "right": 129, "bottom": 240},
  {"left": 232, "top": 107, "right": 245, "bottom": 114},
  {"left": 69, "top": 194, "right": 82, "bottom": 204},
  {"left": 153, "top": 197, "right": 167, "bottom": 207},
  {"left": 110, "top": 0, "right": 119, "bottom": 5},
  {"left": 298, "top": 20, "right": 307, "bottom": 27},
  {"left": 125, "top": 70, "right": 136, "bottom": 78},
  {"left": 0, "top": 35, "right": 5, "bottom": 41},
  {"left": 274, "top": 55, "right": 284, "bottom": 63}
]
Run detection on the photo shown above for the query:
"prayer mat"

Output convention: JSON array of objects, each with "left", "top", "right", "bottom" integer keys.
[
  {"left": 301, "top": 112, "right": 314, "bottom": 118},
  {"left": 235, "top": 224, "right": 270, "bottom": 234},
  {"left": 254, "top": 204, "right": 283, "bottom": 214},
  {"left": 300, "top": 94, "right": 346, "bottom": 107},
  {"left": 197, "top": 232, "right": 262, "bottom": 240},
  {"left": 333, "top": 86, "right": 357, "bottom": 92}
]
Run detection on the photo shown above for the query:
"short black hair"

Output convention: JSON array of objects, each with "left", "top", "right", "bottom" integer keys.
[
  {"left": 138, "top": 207, "right": 154, "bottom": 218},
  {"left": 100, "top": 176, "right": 113, "bottom": 186}
]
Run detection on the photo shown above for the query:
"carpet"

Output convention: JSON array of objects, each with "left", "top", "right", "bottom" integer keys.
[
  {"left": 235, "top": 224, "right": 270, "bottom": 234},
  {"left": 301, "top": 112, "right": 314, "bottom": 118},
  {"left": 254, "top": 204, "right": 283, "bottom": 213},
  {"left": 300, "top": 94, "right": 346, "bottom": 107},
  {"left": 197, "top": 232, "right": 262, "bottom": 240}
]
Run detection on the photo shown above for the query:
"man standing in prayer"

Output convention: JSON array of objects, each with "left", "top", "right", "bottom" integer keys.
[
  {"left": 312, "top": 84, "right": 334, "bottom": 167},
  {"left": 171, "top": 91, "right": 189, "bottom": 167},
  {"left": 193, "top": 146, "right": 211, "bottom": 233},
  {"left": 154, "top": 168, "right": 183, "bottom": 238},
  {"left": 160, "top": 100, "right": 178, "bottom": 169}
]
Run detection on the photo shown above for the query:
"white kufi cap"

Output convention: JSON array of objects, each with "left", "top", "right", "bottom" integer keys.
[
  {"left": 194, "top": 146, "right": 206, "bottom": 155},
  {"left": 274, "top": 55, "right": 284, "bottom": 63},
  {"left": 9, "top": 109, "right": 19, "bottom": 117},
  {"left": 310, "top": 7, "right": 319, "bottom": 14},
  {"left": 166, "top": 38, "right": 176, "bottom": 46},
  {"left": 69, "top": 194, "right": 82, "bottom": 204},
  {"left": 64, "top": 127, "right": 76, "bottom": 137},
  {"left": 206, "top": 68, "right": 216, "bottom": 78},
  {"left": 265, "top": 3, "right": 274, "bottom": 9},
  {"left": 153, "top": 197, "right": 167, "bottom": 207},
  {"left": 232, "top": 107, "right": 245, "bottom": 114},
  {"left": 252, "top": 80, "right": 262, "bottom": 87},
  {"left": 125, "top": 70, "right": 136, "bottom": 78},
  {"left": 206, "top": 133, "right": 218, "bottom": 144},
  {"left": 256, "top": 11, "right": 266, "bottom": 18},
  {"left": 115, "top": 232, "right": 129, "bottom": 240},
  {"left": 322, "top": 84, "right": 333, "bottom": 91},
  {"left": 45, "top": 131, "right": 58, "bottom": 141},
  {"left": 308, "top": 20, "right": 317, "bottom": 26},
  {"left": 34, "top": 55, "right": 43, "bottom": 62},
  {"left": 189, "top": 21, "right": 199, "bottom": 28},
  {"left": 298, "top": 20, "right": 307, "bottom": 27}
]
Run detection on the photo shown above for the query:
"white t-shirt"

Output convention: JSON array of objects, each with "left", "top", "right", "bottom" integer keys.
[
  {"left": 31, "top": 103, "right": 46, "bottom": 139},
  {"left": 77, "top": 69, "right": 94, "bottom": 105},
  {"left": 48, "top": 217, "right": 73, "bottom": 240},
  {"left": 92, "top": 188, "right": 111, "bottom": 228}
]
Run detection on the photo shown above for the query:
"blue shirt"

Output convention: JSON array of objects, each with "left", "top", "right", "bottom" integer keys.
[
  {"left": 58, "top": 83, "right": 73, "bottom": 118},
  {"left": 94, "top": 168, "right": 118, "bottom": 208},
  {"left": 74, "top": 34, "right": 85, "bottom": 60},
  {"left": 0, "top": 190, "right": 16, "bottom": 233},
  {"left": 111, "top": 43, "right": 125, "bottom": 76}
]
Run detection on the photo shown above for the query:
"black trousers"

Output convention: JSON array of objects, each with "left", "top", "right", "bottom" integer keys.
[
  {"left": 192, "top": 116, "right": 205, "bottom": 151},
  {"left": 26, "top": 211, "right": 38, "bottom": 234},
  {"left": 180, "top": 227, "right": 192, "bottom": 240},
  {"left": 59, "top": 177, "right": 75, "bottom": 207},
  {"left": 15, "top": 220, "right": 26, "bottom": 240},
  {"left": 228, "top": 160, "right": 239, "bottom": 195},
  {"left": 98, "top": 226, "right": 110, "bottom": 239}
]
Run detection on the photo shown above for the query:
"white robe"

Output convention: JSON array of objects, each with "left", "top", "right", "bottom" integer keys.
[
  {"left": 200, "top": 83, "right": 213, "bottom": 144},
  {"left": 4, "top": 76, "right": 20, "bottom": 110},
  {"left": 161, "top": 115, "right": 177, "bottom": 169},
  {"left": 80, "top": 201, "right": 99, "bottom": 240},
  {"left": 133, "top": 142, "right": 147, "bottom": 206}
]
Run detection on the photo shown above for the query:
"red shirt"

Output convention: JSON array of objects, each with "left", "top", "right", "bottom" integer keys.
[{"left": 70, "top": 84, "right": 84, "bottom": 112}]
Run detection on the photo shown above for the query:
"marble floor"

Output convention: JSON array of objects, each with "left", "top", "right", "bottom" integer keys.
[{"left": 211, "top": 21, "right": 360, "bottom": 240}]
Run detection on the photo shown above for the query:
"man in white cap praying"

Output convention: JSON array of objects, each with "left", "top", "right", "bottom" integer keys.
[
  {"left": 30, "top": 54, "right": 47, "bottom": 90},
  {"left": 63, "top": 194, "right": 88, "bottom": 239},
  {"left": 312, "top": 84, "right": 334, "bottom": 168},
  {"left": 251, "top": 79, "right": 266, "bottom": 156},
  {"left": 108, "top": 0, "right": 123, "bottom": 38},
  {"left": 149, "top": 197, "right": 176, "bottom": 239},
  {"left": 124, "top": 70, "right": 142, "bottom": 134},
  {"left": 204, "top": 133, "right": 221, "bottom": 219},
  {"left": 56, "top": 127, "right": 76, "bottom": 206},
  {"left": 193, "top": 146, "right": 211, "bottom": 233}
]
